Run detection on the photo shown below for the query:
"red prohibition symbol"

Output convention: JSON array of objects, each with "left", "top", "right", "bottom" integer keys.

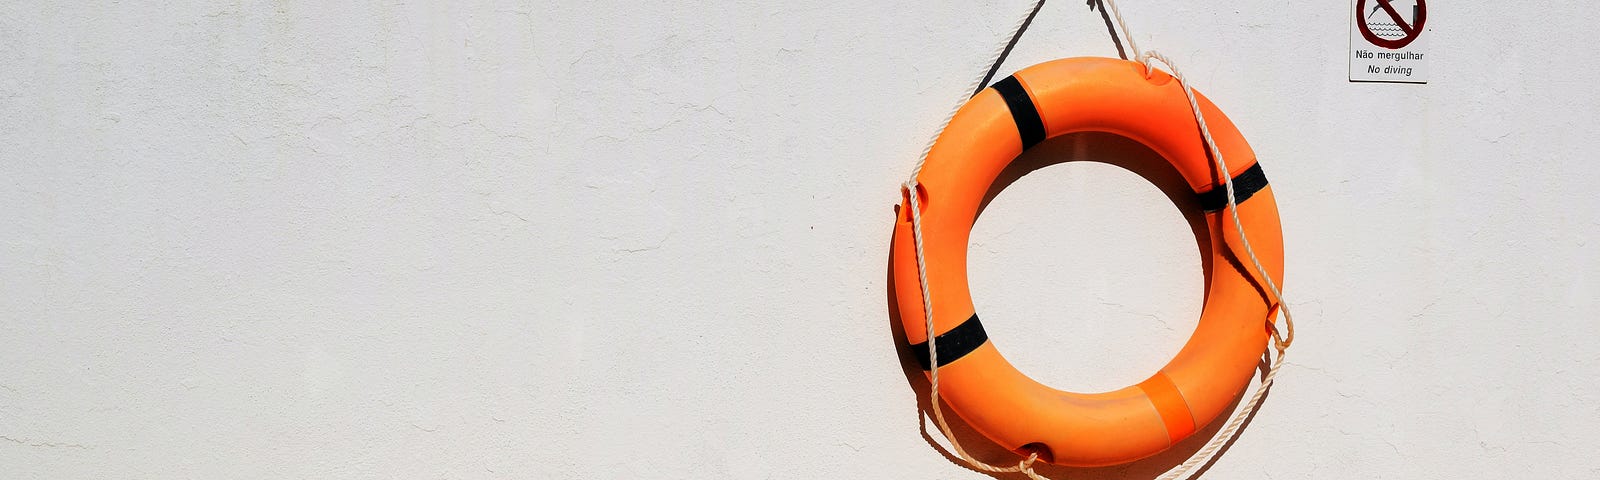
[{"left": 1357, "top": 0, "right": 1426, "bottom": 49}]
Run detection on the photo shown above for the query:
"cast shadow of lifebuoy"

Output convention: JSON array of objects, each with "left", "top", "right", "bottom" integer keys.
[{"left": 885, "top": 132, "right": 1278, "bottom": 479}]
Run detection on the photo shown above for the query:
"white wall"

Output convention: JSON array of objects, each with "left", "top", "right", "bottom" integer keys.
[{"left": 2, "top": 1, "right": 1597, "bottom": 478}]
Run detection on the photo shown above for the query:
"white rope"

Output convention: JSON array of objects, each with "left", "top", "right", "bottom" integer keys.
[
  {"left": 906, "top": 185, "right": 1043, "bottom": 477},
  {"left": 1131, "top": 48, "right": 1296, "bottom": 352},
  {"left": 902, "top": 1, "right": 1295, "bottom": 478}
]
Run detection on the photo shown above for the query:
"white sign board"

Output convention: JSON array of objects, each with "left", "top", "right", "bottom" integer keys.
[{"left": 1349, "top": 0, "right": 1428, "bottom": 83}]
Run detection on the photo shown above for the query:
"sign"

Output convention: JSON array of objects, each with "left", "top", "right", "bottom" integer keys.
[{"left": 1349, "top": 0, "right": 1428, "bottom": 83}]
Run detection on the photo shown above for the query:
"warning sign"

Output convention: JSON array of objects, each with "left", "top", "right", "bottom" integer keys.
[{"left": 1349, "top": 0, "right": 1428, "bottom": 83}]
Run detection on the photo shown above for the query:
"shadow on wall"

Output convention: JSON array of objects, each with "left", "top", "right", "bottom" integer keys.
[
  {"left": 884, "top": 132, "right": 1278, "bottom": 479},
  {"left": 1088, "top": 0, "right": 1130, "bottom": 61}
]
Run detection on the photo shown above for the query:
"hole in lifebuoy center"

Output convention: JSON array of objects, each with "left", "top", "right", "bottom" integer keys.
[{"left": 967, "top": 159, "right": 1202, "bottom": 394}]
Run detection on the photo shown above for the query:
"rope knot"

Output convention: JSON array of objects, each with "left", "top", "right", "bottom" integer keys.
[{"left": 1135, "top": 51, "right": 1155, "bottom": 77}]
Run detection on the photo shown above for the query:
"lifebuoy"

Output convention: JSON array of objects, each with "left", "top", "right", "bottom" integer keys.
[{"left": 891, "top": 57, "right": 1285, "bottom": 467}]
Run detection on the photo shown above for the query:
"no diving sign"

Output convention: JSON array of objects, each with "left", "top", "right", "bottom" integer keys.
[{"left": 1350, "top": 0, "right": 1428, "bottom": 83}]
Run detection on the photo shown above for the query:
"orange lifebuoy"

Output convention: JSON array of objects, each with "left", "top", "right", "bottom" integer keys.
[{"left": 891, "top": 57, "right": 1285, "bottom": 467}]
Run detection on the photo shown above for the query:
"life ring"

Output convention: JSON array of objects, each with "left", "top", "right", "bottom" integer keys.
[{"left": 891, "top": 57, "right": 1285, "bottom": 467}]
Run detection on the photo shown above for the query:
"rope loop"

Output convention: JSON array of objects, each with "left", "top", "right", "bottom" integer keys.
[
  {"left": 1136, "top": 51, "right": 1158, "bottom": 78},
  {"left": 1269, "top": 306, "right": 1294, "bottom": 353}
]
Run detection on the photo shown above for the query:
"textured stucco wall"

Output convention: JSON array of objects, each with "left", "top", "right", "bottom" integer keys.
[{"left": 2, "top": 1, "right": 1598, "bottom": 478}]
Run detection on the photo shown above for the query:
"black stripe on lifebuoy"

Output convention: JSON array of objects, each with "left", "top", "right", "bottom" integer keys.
[
  {"left": 992, "top": 76, "right": 1046, "bottom": 150},
  {"left": 910, "top": 313, "right": 989, "bottom": 370},
  {"left": 1196, "top": 163, "right": 1268, "bottom": 212}
]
